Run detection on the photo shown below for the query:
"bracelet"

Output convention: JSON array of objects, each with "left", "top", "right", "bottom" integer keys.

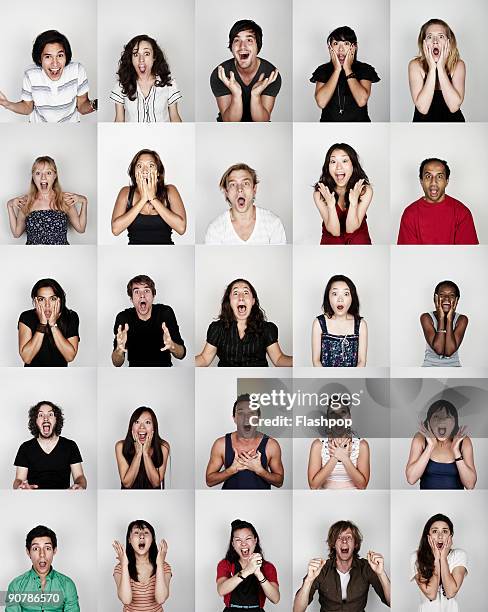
[
  {"left": 259, "top": 577, "right": 268, "bottom": 584},
  {"left": 437, "top": 329, "right": 447, "bottom": 333},
  {"left": 237, "top": 571, "right": 245, "bottom": 580},
  {"left": 49, "top": 323, "right": 58, "bottom": 329},
  {"left": 454, "top": 455, "right": 463, "bottom": 462},
  {"left": 90, "top": 98, "right": 98, "bottom": 111},
  {"left": 36, "top": 324, "right": 48, "bottom": 333},
  {"left": 345, "top": 72, "right": 357, "bottom": 80}
]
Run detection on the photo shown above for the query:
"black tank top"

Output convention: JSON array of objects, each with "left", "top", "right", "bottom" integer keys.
[
  {"left": 222, "top": 433, "right": 271, "bottom": 490},
  {"left": 413, "top": 90, "right": 465, "bottom": 122},
  {"left": 126, "top": 186, "right": 174, "bottom": 245}
]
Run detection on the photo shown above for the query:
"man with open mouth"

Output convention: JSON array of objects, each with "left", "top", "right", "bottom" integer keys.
[
  {"left": 13, "top": 400, "right": 86, "bottom": 490},
  {"left": 205, "top": 393, "right": 284, "bottom": 490},
  {"left": 112, "top": 274, "right": 186, "bottom": 367},
  {"left": 294, "top": 520, "right": 390, "bottom": 611},
  {"left": 205, "top": 162, "right": 286, "bottom": 245},
  {"left": 397, "top": 158, "right": 478, "bottom": 245},
  {"left": 210, "top": 19, "right": 281, "bottom": 122},
  {"left": 6, "top": 525, "right": 80, "bottom": 611}
]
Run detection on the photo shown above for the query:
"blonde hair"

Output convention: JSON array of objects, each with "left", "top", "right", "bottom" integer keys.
[
  {"left": 25, "top": 156, "right": 67, "bottom": 215},
  {"left": 416, "top": 19, "right": 460, "bottom": 77}
]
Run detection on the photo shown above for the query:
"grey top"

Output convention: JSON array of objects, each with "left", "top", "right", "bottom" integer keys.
[{"left": 422, "top": 312, "right": 461, "bottom": 367}]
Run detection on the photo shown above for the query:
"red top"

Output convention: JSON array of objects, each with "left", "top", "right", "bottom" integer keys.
[
  {"left": 320, "top": 204, "right": 371, "bottom": 244},
  {"left": 397, "top": 194, "right": 478, "bottom": 245},
  {"left": 216, "top": 559, "right": 278, "bottom": 608}
]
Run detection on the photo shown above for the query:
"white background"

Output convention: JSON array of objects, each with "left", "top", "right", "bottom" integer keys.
[
  {"left": 97, "top": 123, "right": 195, "bottom": 244},
  {"left": 97, "top": 368, "right": 194, "bottom": 489},
  {"left": 293, "top": 246, "right": 390, "bottom": 368},
  {"left": 390, "top": 124, "right": 488, "bottom": 243},
  {"left": 0, "top": 491, "right": 97, "bottom": 609},
  {"left": 97, "top": 246, "right": 194, "bottom": 366},
  {"left": 0, "top": 368, "right": 97, "bottom": 489},
  {"left": 195, "top": 368, "right": 292, "bottom": 489},
  {"left": 293, "top": 490, "right": 390, "bottom": 612},
  {"left": 390, "top": 247, "right": 488, "bottom": 367},
  {"left": 97, "top": 490, "right": 194, "bottom": 611},
  {"left": 195, "top": 123, "right": 292, "bottom": 243},
  {"left": 194, "top": 245, "right": 293, "bottom": 365},
  {"left": 390, "top": 0, "right": 488, "bottom": 122},
  {"left": 97, "top": 0, "right": 195, "bottom": 122},
  {"left": 391, "top": 490, "right": 487, "bottom": 611},
  {"left": 0, "top": 246, "right": 97, "bottom": 366},
  {"left": 0, "top": 124, "right": 97, "bottom": 244},
  {"left": 0, "top": 0, "right": 97, "bottom": 123},
  {"left": 196, "top": 490, "right": 292, "bottom": 611},
  {"left": 293, "top": 123, "right": 390, "bottom": 244},
  {"left": 195, "top": 0, "right": 292, "bottom": 122},
  {"left": 293, "top": 0, "right": 390, "bottom": 122}
]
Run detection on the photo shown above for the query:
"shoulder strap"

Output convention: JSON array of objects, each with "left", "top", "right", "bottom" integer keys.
[{"left": 317, "top": 314, "right": 327, "bottom": 333}]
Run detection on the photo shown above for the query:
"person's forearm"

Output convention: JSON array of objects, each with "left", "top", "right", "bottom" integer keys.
[
  {"left": 250, "top": 93, "right": 271, "bottom": 122},
  {"left": 314, "top": 71, "right": 341, "bottom": 108},
  {"left": 112, "top": 198, "right": 145, "bottom": 235},
  {"left": 345, "top": 75, "right": 369, "bottom": 107},
  {"left": 345, "top": 203, "right": 361, "bottom": 233},
  {"left": 437, "top": 67, "right": 463, "bottom": 112},
  {"left": 256, "top": 573, "right": 279, "bottom": 603},
  {"left": 406, "top": 446, "right": 433, "bottom": 484},
  {"left": 378, "top": 571, "right": 391, "bottom": 606},
  {"left": 206, "top": 466, "right": 238, "bottom": 487},
  {"left": 293, "top": 579, "right": 313, "bottom": 612},
  {"left": 77, "top": 98, "right": 95, "bottom": 115},
  {"left": 20, "top": 331, "right": 44, "bottom": 364},
  {"left": 116, "top": 565, "right": 133, "bottom": 604},
  {"left": 13, "top": 478, "right": 23, "bottom": 489},
  {"left": 414, "top": 68, "right": 436, "bottom": 114},
  {"left": 444, "top": 317, "right": 458, "bottom": 356},
  {"left": 431, "top": 315, "right": 447, "bottom": 355},
  {"left": 218, "top": 573, "right": 249, "bottom": 596},
  {"left": 73, "top": 475, "right": 87, "bottom": 489},
  {"left": 2, "top": 99, "right": 33, "bottom": 115},
  {"left": 170, "top": 342, "right": 185, "bottom": 360},
  {"left": 120, "top": 453, "right": 143, "bottom": 488},
  {"left": 73, "top": 200, "right": 87, "bottom": 233},
  {"left": 309, "top": 459, "right": 338, "bottom": 489},
  {"left": 456, "top": 459, "right": 477, "bottom": 489},
  {"left": 341, "top": 457, "right": 368, "bottom": 489},
  {"left": 221, "top": 94, "right": 243, "bottom": 122},
  {"left": 322, "top": 203, "right": 341, "bottom": 236},
  {"left": 275, "top": 353, "right": 292, "bottom": 367},
  {"left": 439, "top": 558, "right": 458, "bottom": 598},
  {"left": 112, "top": 347, "right": 126, "bottom": 367},
  {"left": 195, "top": 352, "right": 210, "bottom": 367},
  {"left": 7, "top": 207, "right": 23, "bottom": 237},
  {"left": 253, "top": 466, "right": 283, "bottom": 487},
  {"left": 142, "top": 452, "right": 162, "bottom": 488},
  {"left": 154, "top": 563, "right": 170, "bottom": 604},
  {"left": 150, "top": 199, "right": 186, "bottom": 235},
  {"left": 50, "top": 326, "right": 77, "bottom": 362}
]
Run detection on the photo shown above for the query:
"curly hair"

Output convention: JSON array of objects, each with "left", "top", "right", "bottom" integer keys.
[
  {"left": 116, "top": 35, "right": 172, "bottom": 101},
  {"left": 218, "top": 278, "right": 266, "bottom": 334},
  {"left": 28, "top": 400, "right": 64, "bottom": 437},
  {"left": 416, "top": 514, "right": 453, "bottom": 583}
]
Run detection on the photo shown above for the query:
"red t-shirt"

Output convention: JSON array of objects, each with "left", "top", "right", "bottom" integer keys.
[
  {"left": 397, "top": 194, "right": 478, "bottom": 245},
  {"left": 216, "top": 559, "right": 278, "bottom": 608}
]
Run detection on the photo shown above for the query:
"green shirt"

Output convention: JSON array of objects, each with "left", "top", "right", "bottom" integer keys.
[{"left": 6, "top": 567, "right": 80, "bottom": 612}]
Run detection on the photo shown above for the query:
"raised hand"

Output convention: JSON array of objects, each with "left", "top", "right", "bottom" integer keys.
[
  {"left": 251, "top": 70, "right": 279, "bottom": 97},
  {"left": 116, "top": 323, "right": 129, "bottom": 352},
  {"left": 317, "top": 182, "right": 336, "bottom": 208},
  {"left": 349, "top": 179, "right": 365, "bottom": 207},
  {"left": 343, "top": 46, "right": 356, "bottom": 72},
  {"left": 133, "top": 431, "right": 144, "bottom": 455},
  {"left": 440, "top": 534, "right": 452, "bottom": 559},
  {"left": 447, "top": 296, "right": 458, "bottom": 322},
  {"left": 423, "top": 41, "right": 437, "bottom": 71},
  {"left": 156, "top": 539, "right": 168, "bottom": 566},
  {"left": 418, "top": 420, "right": 436, "bottom": 449},
  {"left": 8, "top": 196, "right": 27, "bottom": 212},
  {"left": 329, "top": 46, "right": 341, "bottom": 72},
  {"left": 450, "top": 424, "right": 467, "bottom": 455},
  {"left": 35, "top": 298, "right": 48, "bottom": 325},
  {"left": 142, "top": 430, "right": 153, "bottom": 454},
  {"left": 438, "top": 38, "right": 450, "bottom": 69},
  {"left": 307, "top": 558, "right": 326, "bottom": 580},
  {"left": 434, "top": 293, "right": 445, "bottom": 321},
  {"left": 247, "top": 553, "right": 263, "bottom": 575},
  {"left": 367, "top": 551, "right": 385, "bottom": 575},
  {"left": 217, "top": 65, "right": 242, "bottom": 97},
  {"left": 428, "top": 534, "right": 441, "bottom": 562},
  {"left": 0, "top": 90, "right": 10, "bottom": 107},
  {"left": 146, "top": 169, "right": 157, "bottom": 201},
  {"left": 48, "top": 297, "right": 60, "bottom": 326},
  {"left": 160, "top": 322, "right": 174, "bottom": 352},
  {"left": 135, "top": 168, "right": 150, "bottom": 203},
  {"left": 113, "top": 540, "right": 129, "bottom": 567}
]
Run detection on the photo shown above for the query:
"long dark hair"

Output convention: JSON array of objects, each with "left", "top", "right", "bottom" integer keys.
[
  {"left": 125, "top": 520, "right": 158, "bottom": 581},
  {"left": 315, "top": 143, "right": 369, "bottom": 209},
  {"left": 322, "top": 275, "right": 360, "bottom": 319},
  {"left": 30, "top": 278, "right": 73, "bottom": 338},
  {"left": 423, "top": 400, "right": 460, "bottom": 440},
  {"left": 225, "top": 519, "right": 264, "bottom": 565},
  {"left": 122, "top": 407, "right": 169, "bottom": 489},
  {"left": 128, "top": 149, "right": 169, "bottom": 207},
  {"left": 117, "top": 35, "right": 172, "bottom": 101},
  {"left": 218, "top": 278, "right": 267, "bottom": 334},
  {"left": 416, "top": 514, "right": 454, "bottom": 583}
]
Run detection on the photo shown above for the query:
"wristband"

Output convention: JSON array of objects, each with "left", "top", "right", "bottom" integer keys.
[
  {"left": 454, "top": 455, "right": 463, "bottom": 462},
  {"left": 90, "top": 98, "right": 98, "bottom": 111},
  {"left": 259, "top": 576, "right": 268, "bottom": 584},
  {"left": 49, "top": 323, "right": 58, "bottom": 329},
  {"left": 345, "top": 73, "right": 357, "bottom": 80},
  {"left": 36, "top": 324, "right": 48, "bottom": 333},
  {"left": 237, "top": 571, "right": 245, "bottom": 580}
]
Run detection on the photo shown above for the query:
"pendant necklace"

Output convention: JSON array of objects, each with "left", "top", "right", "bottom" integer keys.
[{"left": 337, "top": 84, "right": 345, "bottom": 115}]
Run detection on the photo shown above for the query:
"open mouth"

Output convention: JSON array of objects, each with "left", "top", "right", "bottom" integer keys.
[
  {"left": 335, "top": 172, "right": 346, "bottom": 182},
  {"left": 436, "top": 542, "right": 444, "bottom": 549},
  {"left": 429, "top": 189, "right": 439, "bottom": 197},
  {"left": 138, "top": 433, "right": 147, "bottom": 442},
  {"left": 236, "top": 196, "right": 246, "bottom": 208},
  {"left": 138, "top": 64, "right": 147, "bottom": 73},
  {"left": 432, "top": 48, "right": 440, "bottom": 57},
  {"left": 48, "top": 68, "right": 62, "bottom": 78},
  {"left": 237, "top": 304, "right": 247, "bottom": 316},
  {"left": 238, "top": 52, "right": 250, "bottom": 61},
  {"left": 138, "top": 542, "right": 146, "bottom": 550},
  {"left": 240, "top": 547, "right": 250, "bottom": 557},
  {"left": 336, "top": 304, "right": 344, "bottom": 311},
  {"left": 243, "top": 424, "right": 252, "bottom": 432},
  {"left": 437, "top": 427, "right": 447, "bottom": 437},
  {"left": 340, "top": 547, "right": 350, "bottom": 554},
  {"left": 42, "top": 423, "right": 51, "bottom": 434},
  {"left": 40, "top": 181, "right": 49, "bottom": 189},
  {"left": 139, "top": 300, "right": 147, "bottom": 309},
  {"left": 39, "top": 561, "right": 48, "bottom": 569}
]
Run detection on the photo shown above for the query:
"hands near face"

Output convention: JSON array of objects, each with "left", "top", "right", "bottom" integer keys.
[
  {"left": 367, "top": 550, "right": 385, "bottom": 575},
  {"left": 329, "top": 46, "right": 341, "bottom": 73},
  {"left": 328, "top": 438, "right": 351, "bottom": 463},
  {"left": 113, "top": 540, "right": 129, "bottom": 568},
  {"left": 317, "top": 182, "right": 336, "bottom": 208},
  {"left": 116, "top": 323, "right": 129, "bottom": 352},
  {"left": 35, "top": 297, "right": 48, "bottom": 325},
  {"left": 251, "top": 70, "right": 279, "bottom": 97},
  {"left": 348, "top": 179, "right": 365, "bottom": 207},
  {"left": 47, "top": 297, "right": 60, "bottom": 327},
  {"left": 423, "top": 41, "right": 437, "bottom": 71},
  {"left": 450, "top": 424, "right": 467, "bottom": 455},
  {"left": 307, "top": 558, "right": 326, "bottom": 581},
  {"left": 418, "top": 420, "right": 436, "bottom": 449},
  {"left": 246, "top": 553, "right": 263, "bottom": 575},
  {"left": 135, "top": 168, "right": 157, "bottom": 204},
  {"left": 156, "top": 539, "right": 168, "bottom": 567},
  {"left": 218, "top": 65, "right": 242, "bottom": 97},
  {"left": 133, "top": 429, "right": 153, "bottom": 456},
  {"left": 438, "top": 38, "right": 450, "bottom": 69},
  {"left": 34, "top": 297, "right": 59, "bottom": 326},
  {"left": 446, "top": 297, "right": 458, "bottom": 322},
  {"left": 428, "top": 534, "right": 451, "bottom": 562},
  {"left": 343, "top": 46, "right": 356, "bottom": 72}
]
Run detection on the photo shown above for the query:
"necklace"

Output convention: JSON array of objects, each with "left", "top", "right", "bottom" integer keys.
[{"left": 337, "top": 84, "right": 345, "bottom": 115}]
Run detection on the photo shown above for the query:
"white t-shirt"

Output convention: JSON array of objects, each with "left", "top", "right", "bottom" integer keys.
[
  {"left": 204, "top": 206, "right": 286, "bottom": 245},
  {"left": 337, "top": 568, "right": 351, "bottom": 600},
  {"left": 410, "top": 548, "right": 468, "bottom": 611},
  {"left": 110, "top": 78, "right": 182, "bottom": 122},
  {"left": 21, "top": 62, "right": 89, "bottom": 123}
]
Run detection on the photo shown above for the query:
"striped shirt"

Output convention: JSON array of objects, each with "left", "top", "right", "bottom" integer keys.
[
  {"left": 110, "top": 78, "right": 182, "bottom": 122},
  {"left": 204, "top": 206, "right": 287, "bottom": 244},
  {"left": 113, "top": 565, "right": 162, "bottom": 612},
  {"left": 21, "top": 62, "right": 89, "bottom": 123}
]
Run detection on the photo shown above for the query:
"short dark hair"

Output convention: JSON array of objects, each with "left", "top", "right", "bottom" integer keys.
[
  {"left": 228, "top": 20, "right": 263, "bottom": 53},
  {"left": 232, "top": 393, "right": 260, "bottom": 417},
  {"left": 127, "top": 275, "right": 156, "bottom": 298},
  {"left": 32, "top": 30, "right": 72, "bottom": 67},
  {"left": 322, "top": 275, "right": 360, "bottom": 319},
  {"left": 424, "top": 400, "right": 459, "bottom": 439},
  {"left": 327, "top": 26, "right": 358, "bottom": 47},
  {"left": 28, "top": 401, "right": 64, "bottom": 437},
  {"left": 419, "top": 158, "right": 450, "bottom": 180},
  {"left": 26, "top": 525, "right": 57, "bottom": 550},
  {"left": 434, "top": 280, "right": 460, "bottom": 298}
]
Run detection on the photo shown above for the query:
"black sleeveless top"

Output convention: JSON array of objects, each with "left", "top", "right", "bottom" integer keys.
[
  {"left": 126, "top": 186, "right": 174, "bottom": 245},
  {"left": 413, "top": 89, "right": 465, "bottom": 122}
]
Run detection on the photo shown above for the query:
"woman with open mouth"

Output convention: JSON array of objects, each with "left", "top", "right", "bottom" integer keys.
[
  {"left": 420, "top": 280, "right": 468, "bottom": 367},
  {"left": 313, "top": 143, "right": 373, "bottom": 244},
  {"left": 411, "top": 514, "right": 467, "bottom": 610},
  {"left": 113, "top": 520, "right": 172, "bottom": 611},
  {"left": 217, "top": 519, "right": 279, "bottom": 611},
  {"left": 111, "top": 34, "right": 182, "bottom": 123},
  {"left": 7, "top": 156, "right": 87, "bottom": 245},
  {"left": 195, "top": 278, "right": 292, "bottom": 367},
  {"left": 310, "top": 26, "right": 380, "bottom": 122},
  {"left": 405, "top": 399, "right": 476, "bottom": 490},
  {"left": 116, "top": 406, "right": 170, "bottom": 489},
  {"left": 111, "top": 149, "right": 187, "bottom": 244},
  {"left": 409, "top": 19, "right": 465, "bottom": 121},
  {"left": 312, "top": 275, "right": 368, "bottom": 367}
]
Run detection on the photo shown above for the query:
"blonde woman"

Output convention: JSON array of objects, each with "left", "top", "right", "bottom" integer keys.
[
  {"left": 7, "top": 156, "right": 87, "bottom": 244},
  {"left": 408, "top": 19, "right": 465, "bottom": 121}
]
